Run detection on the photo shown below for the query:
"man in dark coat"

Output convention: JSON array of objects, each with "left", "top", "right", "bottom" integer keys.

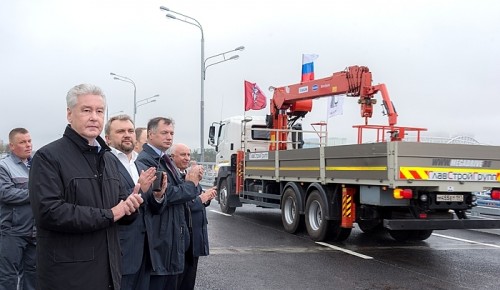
[
  {"left": 105, "top": 114, "right": 168, "bottom": 290},
  {"left": 29, "top": 84, "right": 144, "bottom": 290},
  {"left": 170, "top": 143, "right": 217, "bottom": 290},
  {"left": 137, "top": 117, "right": 204, "bottom": 290}
]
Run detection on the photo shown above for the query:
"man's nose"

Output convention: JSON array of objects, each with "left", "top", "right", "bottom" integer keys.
[{"left": 89, "top": 111, "right": 99, "bottom": 120}]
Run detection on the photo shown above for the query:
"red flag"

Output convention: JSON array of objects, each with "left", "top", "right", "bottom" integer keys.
[{"left": 244, "top": 81, "right": 267, "bottom": 111}]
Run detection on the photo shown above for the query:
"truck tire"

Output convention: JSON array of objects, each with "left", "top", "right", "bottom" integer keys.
[
  {"left": 305, "top": 190, "right": 330, "bottom": 241},
  {"left": 388, "top": 230, "right": 413, "bottom": 242},
  {"left": 328, "top": 222, "right": 352, "bottom": 242},
  {"left": 412, "top": 230, "right": 433, "bottom": 241},
  {"left": 219, "top": 179, "right": 236, "bottom": 214},
  {"left": 281, "top": 187, "right": 304, "bottom": 234},
  {"left": 357, "top": 220, "right": 383, "bottom": 234},
  {"left": 388, "top": 229, "right": 433, "bottom": 241}
]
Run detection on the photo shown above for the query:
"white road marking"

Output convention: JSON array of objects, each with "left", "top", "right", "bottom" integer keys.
[
  {"left": 432, "top": 233, "right": 500, "bottom": 249},
  {"left": 316, "top": 242, "right": 374, "bottom": 259},
  {"left": 210, "top": 209, "right": 232, "bottom": 217}
]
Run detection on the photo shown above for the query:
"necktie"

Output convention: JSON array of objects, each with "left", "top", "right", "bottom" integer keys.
[{"left": 163, "top": 154, "right": 180, "bottom": 179}]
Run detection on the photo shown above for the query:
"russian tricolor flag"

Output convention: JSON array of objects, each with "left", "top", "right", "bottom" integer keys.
[{"left": 301, "top": 54, "right": 319, "bottom": 82}]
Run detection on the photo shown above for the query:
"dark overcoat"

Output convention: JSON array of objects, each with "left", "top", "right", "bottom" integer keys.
[
  {"left": 29, "top": 125, "right": 132, "bottom": 290},
  {"left": 137, "top": 144, "right": 198, "bottom": 275}
]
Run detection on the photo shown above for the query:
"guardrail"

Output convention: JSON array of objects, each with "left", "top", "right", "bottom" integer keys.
[{"left": 199, "top": 161, "right": 216, "bottom": 188}]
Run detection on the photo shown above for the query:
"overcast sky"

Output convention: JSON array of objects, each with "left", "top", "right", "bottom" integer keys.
[{"left": 1, "top": 0, "right": 499, "bottom": 151}]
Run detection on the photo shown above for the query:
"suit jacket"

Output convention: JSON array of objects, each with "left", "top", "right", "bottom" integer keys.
[
  {"left": 137, "top": 144, "right": 199, "bottom": 275},
  {"left": 116, "top": 159, "right": 164, "bottom": 275},
  {"left": 179, "top": 171, "right": 210, "bottom": 258}
]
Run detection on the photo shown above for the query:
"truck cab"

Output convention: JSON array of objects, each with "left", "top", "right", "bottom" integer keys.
[{"left": 208, "top": 115, "right": 269, "bottom": 167}]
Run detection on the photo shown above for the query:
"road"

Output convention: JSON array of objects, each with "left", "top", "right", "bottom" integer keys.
[{"left": 195, "top": 202, "right": 500, "bottom": 290}]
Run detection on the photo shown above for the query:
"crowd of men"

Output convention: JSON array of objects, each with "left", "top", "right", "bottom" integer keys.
[{"left": 0, "top": 83, "right": 217, "bottom": 290}]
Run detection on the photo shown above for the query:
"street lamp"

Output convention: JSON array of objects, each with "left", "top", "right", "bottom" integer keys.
[
  {"left": 110, "top": 72, "right": 137, "bottom": 124},
  {"left": 160, "top": 6, "right": 206, "bottom": 161},
  {"left": 203, "top": 46, "right": 245, "bottom": 80},
  {"left": 106, "top": 110, "right": 124, "bottom": 121},
  {"left": 160, "top": 6, "right": 244, "bottom": 162},
  {"left": 136, "top": 94, "right": 160, "bottom": 108}
]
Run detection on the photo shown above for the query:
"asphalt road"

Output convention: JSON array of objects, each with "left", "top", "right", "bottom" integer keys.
[{"left": 195, "top": 202, "right": 500, "bottom": 290}]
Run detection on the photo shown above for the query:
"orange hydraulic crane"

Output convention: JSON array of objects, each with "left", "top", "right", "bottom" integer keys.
[{"left": 268, "top": 66, "right": 426, "bottom": 150}]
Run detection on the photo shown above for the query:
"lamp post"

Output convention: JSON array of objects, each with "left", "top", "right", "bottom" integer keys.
[
  {"left": 160, "top": 6, "right": 206, "bottom": 161},
  {"left": 204, "top": 47, "right": 244, "bottom": 79},
  {"left": 160, "top": 6, "right": 244, "bottom": 162},
  {"left": 106, "top": 110, "right": 124, "bottom": 121},
  {"left": 136, "top": 94, "right": 160, "bottom": 109},
  {"left": 110, "top": 72, "right": 137, "bottom": 124}
]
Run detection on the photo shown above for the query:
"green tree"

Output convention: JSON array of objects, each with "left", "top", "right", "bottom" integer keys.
[
  {"left": 0, "top": 140, "right": 10, "bottom": 155},
  {"left": 191, "top": 148, "right": 216, "bottom": 163}
]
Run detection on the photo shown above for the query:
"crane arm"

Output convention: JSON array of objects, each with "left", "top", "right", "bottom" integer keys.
[{"left": 268, "top": 66, "right": 400, "bottom": 150}]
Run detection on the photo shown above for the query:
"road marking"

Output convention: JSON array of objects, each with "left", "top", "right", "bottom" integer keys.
[
  {"left": 210, "top": 209, "right": 232, "bottom": 217},
  {"left": 432, "top": 233, "right": 500, "bottom": 249},
  {"left": 210, "top": 246, "right": 335, "bottom": 255},
  {"left": 316, "top": 242, "right": 374, "bottom": 259}
]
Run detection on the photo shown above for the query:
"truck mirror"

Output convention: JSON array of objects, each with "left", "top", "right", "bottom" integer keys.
[{"left": 208, "top": 125, "right": 216, "bottom": 145}]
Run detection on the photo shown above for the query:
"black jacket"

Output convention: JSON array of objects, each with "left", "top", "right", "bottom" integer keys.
[
  {"left": 137, "top": 143, "right": 198, "bottom": 275},
  {"left": 186, "top": 186, "right": 210, "bottom": 258},
  {"left": 29, "top": 125, "right": 132, "bottom": 290}
]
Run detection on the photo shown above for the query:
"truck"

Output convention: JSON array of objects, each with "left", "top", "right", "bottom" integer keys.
[{"left": 208, "top": 65, "right": 500, "bottom": 242}]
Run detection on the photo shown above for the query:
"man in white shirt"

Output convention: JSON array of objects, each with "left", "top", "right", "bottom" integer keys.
[{"left": 105, "top": 114, "right": 167, "bottom": 290}]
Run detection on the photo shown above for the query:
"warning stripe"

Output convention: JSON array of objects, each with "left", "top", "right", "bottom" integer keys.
[
  {"left": 342, "top": 195, "right": 352, "bottom": 217},
  {"left": 400, "top": 168, "right": 429, "bottom": 180},
  {"left": 399, "top": 166, "right": 500, "bottom": 180}
]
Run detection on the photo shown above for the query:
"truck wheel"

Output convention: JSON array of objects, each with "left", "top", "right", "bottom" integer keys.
[
  {"left": 328, "top": 222, "right": 352, "bottom": 242},
  {"left": 412, "top": 230, "right": 433, "bottom": 241},
  {"left": 357, "top": 220, "right": 383, "bottom": 234},
  {"left": 219, "top": 179, "right": 236, "bottom": 214},
  {"left": 281, "top": 187, "right": 304, "bottom": 234},
  {"left": 388, "top": 230, "right": 413, "bottom": 242},
  {"left": 389, "top": 230, "right": 433, "bottom": 241},
  {"left": 305, "top": 190, "right": 330, "bottom": 241}
]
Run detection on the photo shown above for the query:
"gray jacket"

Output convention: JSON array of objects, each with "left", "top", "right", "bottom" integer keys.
[{"left": 0, "top": 154, "right": 36, "bottom": 237}]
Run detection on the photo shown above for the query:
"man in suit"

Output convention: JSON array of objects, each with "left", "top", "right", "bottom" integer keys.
[
  {"left": 134, "top": 127, "right": 147, "bottom": 153},
  {"left": 170, "top": 143, "right": 216, "bottom": 290},
  {"left": 105, "top": 114, "right": 167, "bottom": 290},
  {"left": 137, "top": 117, "right": 204, "bottom": 290}
]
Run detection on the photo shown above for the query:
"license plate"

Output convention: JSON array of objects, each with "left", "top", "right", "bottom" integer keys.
[{"left": 436, "top": 194, "right": 464, "bottom": 202}]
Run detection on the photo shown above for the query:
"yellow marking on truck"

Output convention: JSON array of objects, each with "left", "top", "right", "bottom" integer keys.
[
  {"left": 399, "top": 166, "right": 500, "bottom": 181},
  {"left": 245, "top": 166, "right": 318, "bottom": 171},
  {"left": 342, "top": 195, "right": 352, "bottom": 217},
  {"left": 245, "top": 166, "right": 387, "bottom": 171},
  {"left": 326, "top": 166, "right": 387, "bottom": 171},
  {"left": 401, "top": 166, "right": 500, "bottom": 173}
]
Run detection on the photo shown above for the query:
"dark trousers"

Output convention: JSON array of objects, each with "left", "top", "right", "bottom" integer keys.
[
  {"left": 121, "top": 244, "right": 151, "bottom": 290},
  {"left": 0, "top": 235, "right": 36, "bottom": 290},
  {"left": 177, "top": 255, "right": 199, "bottom": 290},
  {"left": 150, "top": 274, "right": 178, "bottom": 290}
]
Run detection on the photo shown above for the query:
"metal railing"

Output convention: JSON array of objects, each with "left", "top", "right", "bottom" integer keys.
[{"left": 199, "top": 161, "right": 217, "bottom": 188}]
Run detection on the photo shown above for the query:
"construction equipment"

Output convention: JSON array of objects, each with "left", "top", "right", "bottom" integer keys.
[{"left": 208, "top": 66, "right": 500, "bottom": 242}]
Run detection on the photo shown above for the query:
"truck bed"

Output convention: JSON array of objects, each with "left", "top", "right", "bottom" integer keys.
[{"left": 244, "top": 142, "right": 500, "bottom": 191}]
